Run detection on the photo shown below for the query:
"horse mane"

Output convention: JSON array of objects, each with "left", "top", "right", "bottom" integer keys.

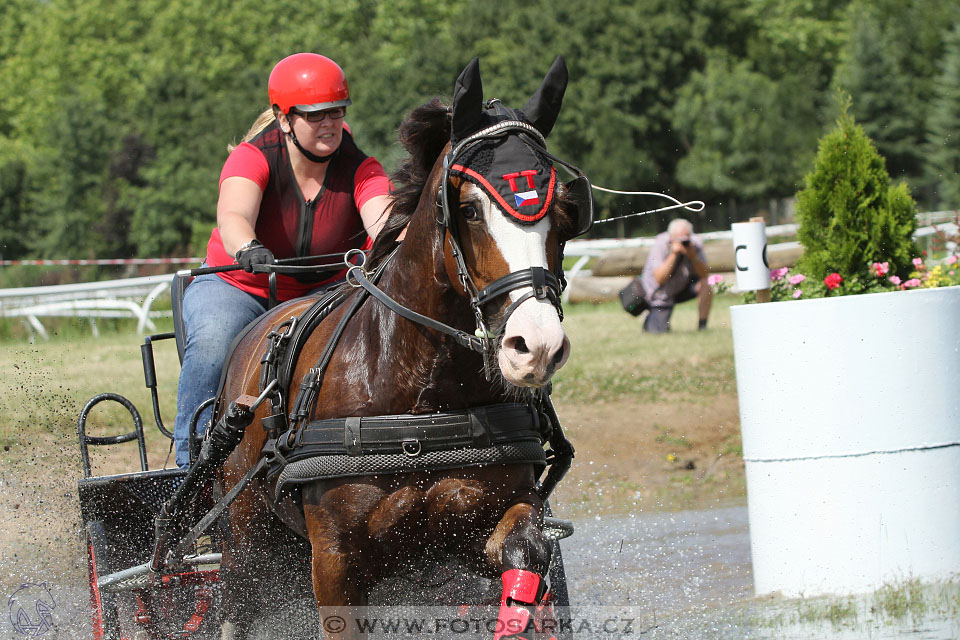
[{"left": 369, "top": 98, "right": 451, "bottom": 267}]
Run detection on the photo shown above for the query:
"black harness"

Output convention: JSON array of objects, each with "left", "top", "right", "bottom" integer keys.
[
  {"left": 268, "top": 402, "right": 547, "bottom": 500},
  {"left": 259, "top": 118, "right": 592, "bottom": 483}
]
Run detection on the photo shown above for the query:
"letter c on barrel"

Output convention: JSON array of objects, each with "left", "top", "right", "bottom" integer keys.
[
  {"left": 736, "top": 243, "right": 769, "bottom": 271},
  {"left": 735, "top": 244, "right": 748, "bottom": 271}
]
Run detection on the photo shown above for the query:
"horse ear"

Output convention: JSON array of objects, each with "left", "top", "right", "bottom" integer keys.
[
  {"left": 521, "top": 56, "right": 568, "bottom": 138},
  {"left": 451, "top": 57, "right": 484, "bottom": 146}
]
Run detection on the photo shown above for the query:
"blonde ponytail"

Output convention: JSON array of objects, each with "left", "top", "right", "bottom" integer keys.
[{"left": 227, "top": 108, "right": 277, "bottom": 152}]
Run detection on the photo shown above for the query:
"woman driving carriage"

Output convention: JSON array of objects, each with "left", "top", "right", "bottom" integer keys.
[{"left": 173, "top": 53, "right": 393, "bottom": 468}]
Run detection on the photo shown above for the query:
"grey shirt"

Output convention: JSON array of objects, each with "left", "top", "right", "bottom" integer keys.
[{"left": 640, "top": 231, "right": 707, "bottom": 307}]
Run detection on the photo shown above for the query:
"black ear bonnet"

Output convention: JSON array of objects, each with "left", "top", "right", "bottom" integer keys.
[{"left": 446, "top": 56, "right": 591, "bottom": 235}]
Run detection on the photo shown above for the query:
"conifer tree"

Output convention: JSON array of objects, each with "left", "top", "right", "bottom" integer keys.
[
  {"left": 795, "top": 95, "right": 917, "bottom": 283},
  {"left": 926, "top": 24, "right": 960, "bottom": 209}
]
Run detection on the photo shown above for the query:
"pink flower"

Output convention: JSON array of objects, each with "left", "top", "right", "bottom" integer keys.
[
  {"left": 824, "top": 273, "right": 843, "bottom": 290},
  {"left": 912, "top": 257, "right": 924, "bottom": 269},
  {"left": 871, "top": 262, "right": 889, "bottom": 277},
  {"left": 707, "top": 274, "right": 724, "bottom": 286},
  {"left": 903, "top": 278, "right": 922, "bottom": 289},
  {"left": 792, "top": 289, "right": 803, "bottom": 299},
  {"left": 888, "top": 275, "right": 901, "bottom": 286},
  {"left": 789, "top": 274, "right": 806, "bottom": 285},
  {"left": 770, "top": 267, "right": 789, "bottom": 281},
  {"left": 946, "top": 255, "right": 958, "bottom": 266}
]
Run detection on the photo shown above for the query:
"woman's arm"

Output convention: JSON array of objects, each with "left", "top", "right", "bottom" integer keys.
[
  {"left": 217, "top": 176, "right": 264, "bottom": 257},
  {"left": 358, "top": 194, "right": 394, "bottom": 241}
]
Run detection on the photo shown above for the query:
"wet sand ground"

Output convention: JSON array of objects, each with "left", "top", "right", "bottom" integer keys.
[{"left": 3, "top": 502, "right": 957, "bottom": 639}]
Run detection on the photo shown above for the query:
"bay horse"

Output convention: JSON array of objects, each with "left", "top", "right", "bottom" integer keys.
[{"left": 212, "top": 56, "right": 590, "bottom": 639}]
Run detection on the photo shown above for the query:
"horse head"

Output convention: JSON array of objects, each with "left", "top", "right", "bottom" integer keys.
[{"left": 410, "top": 56, "right": 592, "bottom": 389}]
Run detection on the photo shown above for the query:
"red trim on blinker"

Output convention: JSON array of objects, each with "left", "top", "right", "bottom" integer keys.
[{"left": 451, "top": 164, "right": 555, "bottom": 223}]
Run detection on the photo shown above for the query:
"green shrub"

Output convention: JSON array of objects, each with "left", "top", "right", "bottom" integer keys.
[{"left": 794, "top": 95, "right": 918, "bottom": 284}]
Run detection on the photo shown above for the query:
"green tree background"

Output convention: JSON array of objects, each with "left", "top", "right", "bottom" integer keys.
[{"left": 0, "top": 0, "right": 958, "bottom": 262}]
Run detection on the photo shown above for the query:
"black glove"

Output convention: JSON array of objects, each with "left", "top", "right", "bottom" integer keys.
[
  {"left": 223, "top": 401, "right": 255, "bottom": 431},
  {"left": 235, "top": 239, "right": 275, "bottom": 273}
]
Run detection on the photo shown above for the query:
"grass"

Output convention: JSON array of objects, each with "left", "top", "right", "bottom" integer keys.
[
  {"left": 748, "top": 577, "right": 960, "bottom": 634},
  {"left": 655, "top": 424, "right": 694, "bottom": 449},
  {"left": 872, "top": 578, "right": 928, "bottom": 622},
  {"left": 0, "top": 293, "right": 746, "bottom": 497},
  {"left": 0, "top": 318, "right": 181, "bottom": 474},
  {"left": 552, "top": 294, "right": 740, "bottom": 405}
]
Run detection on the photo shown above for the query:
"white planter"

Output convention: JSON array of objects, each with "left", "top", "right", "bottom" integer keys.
[{"left": 731, "top": 285, "right": 960, "bottom": 597}]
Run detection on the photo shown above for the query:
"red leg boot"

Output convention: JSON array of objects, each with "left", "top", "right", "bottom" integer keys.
[{"left": 494, "top": 569, "right": 544, "bottom": 640}]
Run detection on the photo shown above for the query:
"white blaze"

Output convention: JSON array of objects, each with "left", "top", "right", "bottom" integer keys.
[{"left": 471, "top": 186, "right": 570, "bottom": 387}]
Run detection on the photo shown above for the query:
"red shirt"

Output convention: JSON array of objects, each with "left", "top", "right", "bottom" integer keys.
[{"left": 205, "top": 122, "right": 390, "bottom": 300}]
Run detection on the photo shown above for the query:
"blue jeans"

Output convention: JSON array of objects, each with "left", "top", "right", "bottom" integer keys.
[{"left": 173, "top": 274, "right": 268, "bottom": 468}]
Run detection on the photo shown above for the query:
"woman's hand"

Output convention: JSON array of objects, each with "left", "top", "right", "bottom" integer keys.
[{"left": 235, "top": 240, "right": 275, "bottom": 272}]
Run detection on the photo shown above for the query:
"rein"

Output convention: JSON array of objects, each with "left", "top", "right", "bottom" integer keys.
[{"left": 346, "top": 252, "right": 487, "bottom": 354}]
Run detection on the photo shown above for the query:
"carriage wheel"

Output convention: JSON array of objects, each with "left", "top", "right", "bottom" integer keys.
[
  {"left": 542, "top": 501, "right": 572, "bottom": 640},
  {"left": 541, "top": 539, "right": 572, "bottom": 640},
  {"left": 86, "top": 521, "right": 121, "bottom": 640},
  {"left": 547, "top": 539, "right": 570, "bottom": 608}
]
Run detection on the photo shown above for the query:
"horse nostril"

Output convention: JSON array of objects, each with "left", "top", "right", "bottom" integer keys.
[
  {"left": 552, "top": 346, "right": 565, "bottom": 366},
  {"left": 505, "top": 336, "right": 529, "bottom": 354}
]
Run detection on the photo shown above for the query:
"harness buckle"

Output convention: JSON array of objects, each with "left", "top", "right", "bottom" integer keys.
[
  {"left": 401, "top": 439, "right": 423, "bottom": 457},
  {"left": 344, "top": 249, "right": 368, "bottom": 288},
  {"left": 278, "top": 315, "right": 298, "bottom": 339},
  {"left": 531, "top": 266, "right": 548, "bottom": 300}
]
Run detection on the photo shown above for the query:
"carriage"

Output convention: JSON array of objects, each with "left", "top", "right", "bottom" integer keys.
[{"left": 76, "top": 56, "right": 590, "bottom": 640}]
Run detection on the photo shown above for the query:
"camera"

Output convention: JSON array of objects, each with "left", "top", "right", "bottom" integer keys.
[{"left": 681, "top": 239, "right": 691, "bottom": 247}]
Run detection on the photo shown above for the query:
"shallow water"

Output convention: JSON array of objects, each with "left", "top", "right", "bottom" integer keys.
[
  {"left": 2, "top": 504, "right": 957, "bottom": 638},
  {"left": 561, "top": 505, "right": 960, "bottom": 639}
]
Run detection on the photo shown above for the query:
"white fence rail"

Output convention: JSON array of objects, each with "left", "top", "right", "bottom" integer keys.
[
  {"left": 1, "top": 214, "right": 956, "bottom": 340},
  {"left": 0, "top": 274, "right": 175, "bottom": 340}
]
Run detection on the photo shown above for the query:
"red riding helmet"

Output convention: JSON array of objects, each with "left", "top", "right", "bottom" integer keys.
[{"left": 268, "top": 53, "right": 351, "bottom": 114}]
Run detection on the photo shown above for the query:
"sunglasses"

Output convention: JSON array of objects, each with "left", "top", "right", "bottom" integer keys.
[{"left": 292, "top": 107, "right": 346, "bottom": 123}]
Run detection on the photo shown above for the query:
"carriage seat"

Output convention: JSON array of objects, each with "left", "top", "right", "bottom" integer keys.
[{"left": 171, "top": 272, "right": 193, "bottom": 365}]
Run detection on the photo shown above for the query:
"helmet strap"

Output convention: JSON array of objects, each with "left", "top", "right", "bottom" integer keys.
[{"left": 288, "top": 128, "right": 336, "bottom": 164}]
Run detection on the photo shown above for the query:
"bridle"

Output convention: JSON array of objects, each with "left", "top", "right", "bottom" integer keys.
[
  {"left": 438, "top": 117, "right": 593, "bottom": 332},
  {"left": 347, "top": 117, "right": 593, "bottom": 377}
]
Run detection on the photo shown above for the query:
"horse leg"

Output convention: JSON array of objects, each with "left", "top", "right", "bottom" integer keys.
[
  {"left": 486, "top": 499, "right": 554, "bottom": 640},
  {"left": 302, "top": 482, "right": 389, "bottom": 640},
  {"left": 219, "top": 492, "right": 312, "bottom": 640}
]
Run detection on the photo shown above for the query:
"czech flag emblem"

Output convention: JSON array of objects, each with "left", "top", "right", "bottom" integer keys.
[{"left": 514, "top": 189, "right": 540, "bottom": 207}]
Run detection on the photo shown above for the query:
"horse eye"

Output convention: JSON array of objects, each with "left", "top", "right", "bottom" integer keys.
[{"left": 460, "top": 203, "right": 481, "bottom": 220}]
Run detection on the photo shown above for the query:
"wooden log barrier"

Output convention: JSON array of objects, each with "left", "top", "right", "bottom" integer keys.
[{"left": 592, "top": 242, "right": 803, "bottom": 276}]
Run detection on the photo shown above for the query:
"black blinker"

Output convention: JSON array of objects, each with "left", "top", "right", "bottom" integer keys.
[{"left": 564, "top": 175, "right": 594, "bottom": 239}]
